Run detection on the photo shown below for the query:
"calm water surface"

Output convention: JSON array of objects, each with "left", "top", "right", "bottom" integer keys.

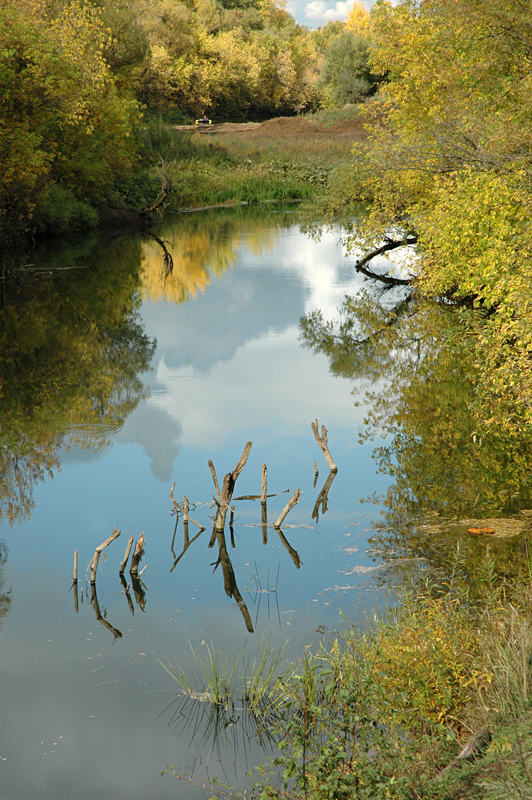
[{"left": 0, "top": 207, "right": 452, "bottom": 798}]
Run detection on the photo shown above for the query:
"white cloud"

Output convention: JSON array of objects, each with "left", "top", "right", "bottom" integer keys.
[{"left": 303, "top": 0, "right": 352, "bottom": 23}]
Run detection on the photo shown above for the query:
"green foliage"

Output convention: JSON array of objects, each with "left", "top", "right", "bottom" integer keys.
[
  {"left": 0, "top": 0, "right": 141, "bottom": 236},
  {"left": 31, "top": 185, "right": 99, "bottom": 234},
  {"left": 312, "top": 0, "right": 532, "bottom": 431},
  {"left": 318, "top": 30, "right": 378, "bottom": 108}
]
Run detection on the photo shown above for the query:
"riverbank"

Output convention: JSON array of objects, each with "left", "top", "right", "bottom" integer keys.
[
  {"left": 167, "top": 541, "right": 532, "bottom": 800},
  {"left": 142, "top": 112, "right": 366, "bottom": 213}
]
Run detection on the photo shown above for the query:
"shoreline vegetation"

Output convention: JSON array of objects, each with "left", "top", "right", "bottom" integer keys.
[{"left": 166, "top": 550, "right": 532, "bottom": 800}]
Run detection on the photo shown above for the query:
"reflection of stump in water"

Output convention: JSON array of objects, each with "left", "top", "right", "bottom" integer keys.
[
  {"left": 90, "top": 582, "right": 122, "bottom": 640},
  {"left": 312, "top": 470, "right": 337, "bottom": 523},
  {"left": 131, "top": 575, "right": 147, "bottom": 612},
  {"left": 120, "top": 574, "right": 135, "bottom": 615},
  {"left": 215, "top": 530, "right": 254, "bottom": 633},
  {"left": 275, "top": 528, "right": 301, "bottom": 569}
]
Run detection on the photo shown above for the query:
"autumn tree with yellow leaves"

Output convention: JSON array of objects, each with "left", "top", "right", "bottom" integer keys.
[{"left": 329, "top": 0, "right": 532, "bottom": 426}]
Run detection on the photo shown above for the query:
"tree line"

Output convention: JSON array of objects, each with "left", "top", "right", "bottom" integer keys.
[{"left": 0, "top": 0, "right": 378, "bottom": 237}]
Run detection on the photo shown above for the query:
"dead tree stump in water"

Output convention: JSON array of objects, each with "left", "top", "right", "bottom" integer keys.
[
  {"left": 311, "top": 420, "right": 337, "bottom": 472},
  {"left": 119, "top": 534, "right": 134, "bottom": 575},
  {"left": 130, "top": 533, "right": 146, "bottom": 576},
  {"left": 209, "top": 442, "right": 252, "bottom": 546}
]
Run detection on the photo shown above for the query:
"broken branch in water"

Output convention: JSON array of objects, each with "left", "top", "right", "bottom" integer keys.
[
  {"left": 261, "top": 464, "right": 268, "bottom": 545},
  {"left": 90, "top": 527, "right": 121, "bottom": 583},
  {"left": 274, "top": 489, "right": 301, "bottom": 529},
  {"left": 311, "top": 420, "right": 337, "bottom": 472},
  {"left": 71, "top": 550, "right": 78, "bottom": 583},
  {"left": 208, "top": 461, "right": 221, "bottom": 500},
  {"left": 119, "top": 534, "right": 134, "bottom": 575},
  {"left": 261, "top": 464, "right": 267, "bottom": 504},
  {"left": 130, "top": 532, "right": 146, "bottom": 576},
  {"left": 170, "top": 483, "right": 205, "bottom": 530}
]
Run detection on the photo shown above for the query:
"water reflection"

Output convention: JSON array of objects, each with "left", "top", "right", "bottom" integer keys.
[
  {"left": 301, "top": 287, "right": 532, "bottom": 591},
  {"left": 0, "top": 235, "right": 156, "bottom": 525},
  {"left": 0, "top": 542, "right": 11, "bottom": 626},
  {"left": 168, "top": 443, "right": 312, "bottom": 633},
  {"left": 141, "top": 207, "right": 292, "bottom": 304}
]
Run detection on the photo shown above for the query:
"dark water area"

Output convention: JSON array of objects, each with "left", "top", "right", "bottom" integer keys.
[{"left": 1, "top": 206, "right": 531, "bottom": 799}]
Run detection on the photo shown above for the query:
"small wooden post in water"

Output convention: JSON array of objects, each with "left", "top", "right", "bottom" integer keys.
[
  {"left": 72, "top": 551, "right": 79, "bottom": 613},
  {"left": 90, "top": 527, "right": 121, "bottom": 584}
]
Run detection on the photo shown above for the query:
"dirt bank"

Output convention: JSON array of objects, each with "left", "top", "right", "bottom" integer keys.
[{"left": 173, "top": 116, "right": 368, "bottom": 140}]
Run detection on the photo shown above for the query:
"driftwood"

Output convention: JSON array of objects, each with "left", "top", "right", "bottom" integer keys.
[
  {"left": 72, "top": 551, "right": 78, "bottom": 582},
  {"left": 119, "top": 534, "right": 134, "bottom": 575},
  {"left": 313, "top": 461, "right": 319, "bottom": 488},
  {"left": 233, "top": 491, "right": 286, "bottom": 501},
  {"left": 130, "top": 533, "right": 145, "bottom": 576},
  {"left": 208, "top": 461, "right": 221, "bottom": 500},
  {"left": 274, "top": 489, "right": 301, "bottom": 529},
  {"left": 209, "top": 442, "right": 252, "bottom": 546},
  {"left": 90, "top": 527, "right": 121, "bottom": 583},
  {"left": 261, "top": 465, "right": 267, "bottom": 503},
  {"left": 261, "top": 502, "right": 268, "bottom": 545},
  {"left": 312, "top": 470, "right": 337, "bottom": 523},
  {"left": 311, "top": 420, "right": 337, "bottom": 472}
]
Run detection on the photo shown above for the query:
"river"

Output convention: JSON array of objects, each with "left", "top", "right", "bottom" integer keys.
[{"left": 0, "top": 205, "right": 529, "bottom": 799}]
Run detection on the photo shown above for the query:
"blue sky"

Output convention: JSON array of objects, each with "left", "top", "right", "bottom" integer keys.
[{"left": 287, "top": 0, "right": 371, "bottom": 28}]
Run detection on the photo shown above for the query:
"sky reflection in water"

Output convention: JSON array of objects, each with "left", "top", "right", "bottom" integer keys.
[{"left": 0, "top": 209, "right": 392, "bottom": 800}]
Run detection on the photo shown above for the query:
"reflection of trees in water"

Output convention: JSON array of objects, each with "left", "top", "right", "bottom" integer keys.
[
  {"left": 141, "top": 208, "right": 293, "bottom": 303},
  {"left": 301, "top": 288, "right": 532, "bottom": 589},
  {"left": 0, "top": 235, "right": 156, "bottom": 525},
  {"left": 0, "top": 542, "right": 11, "bottom": 626}
]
